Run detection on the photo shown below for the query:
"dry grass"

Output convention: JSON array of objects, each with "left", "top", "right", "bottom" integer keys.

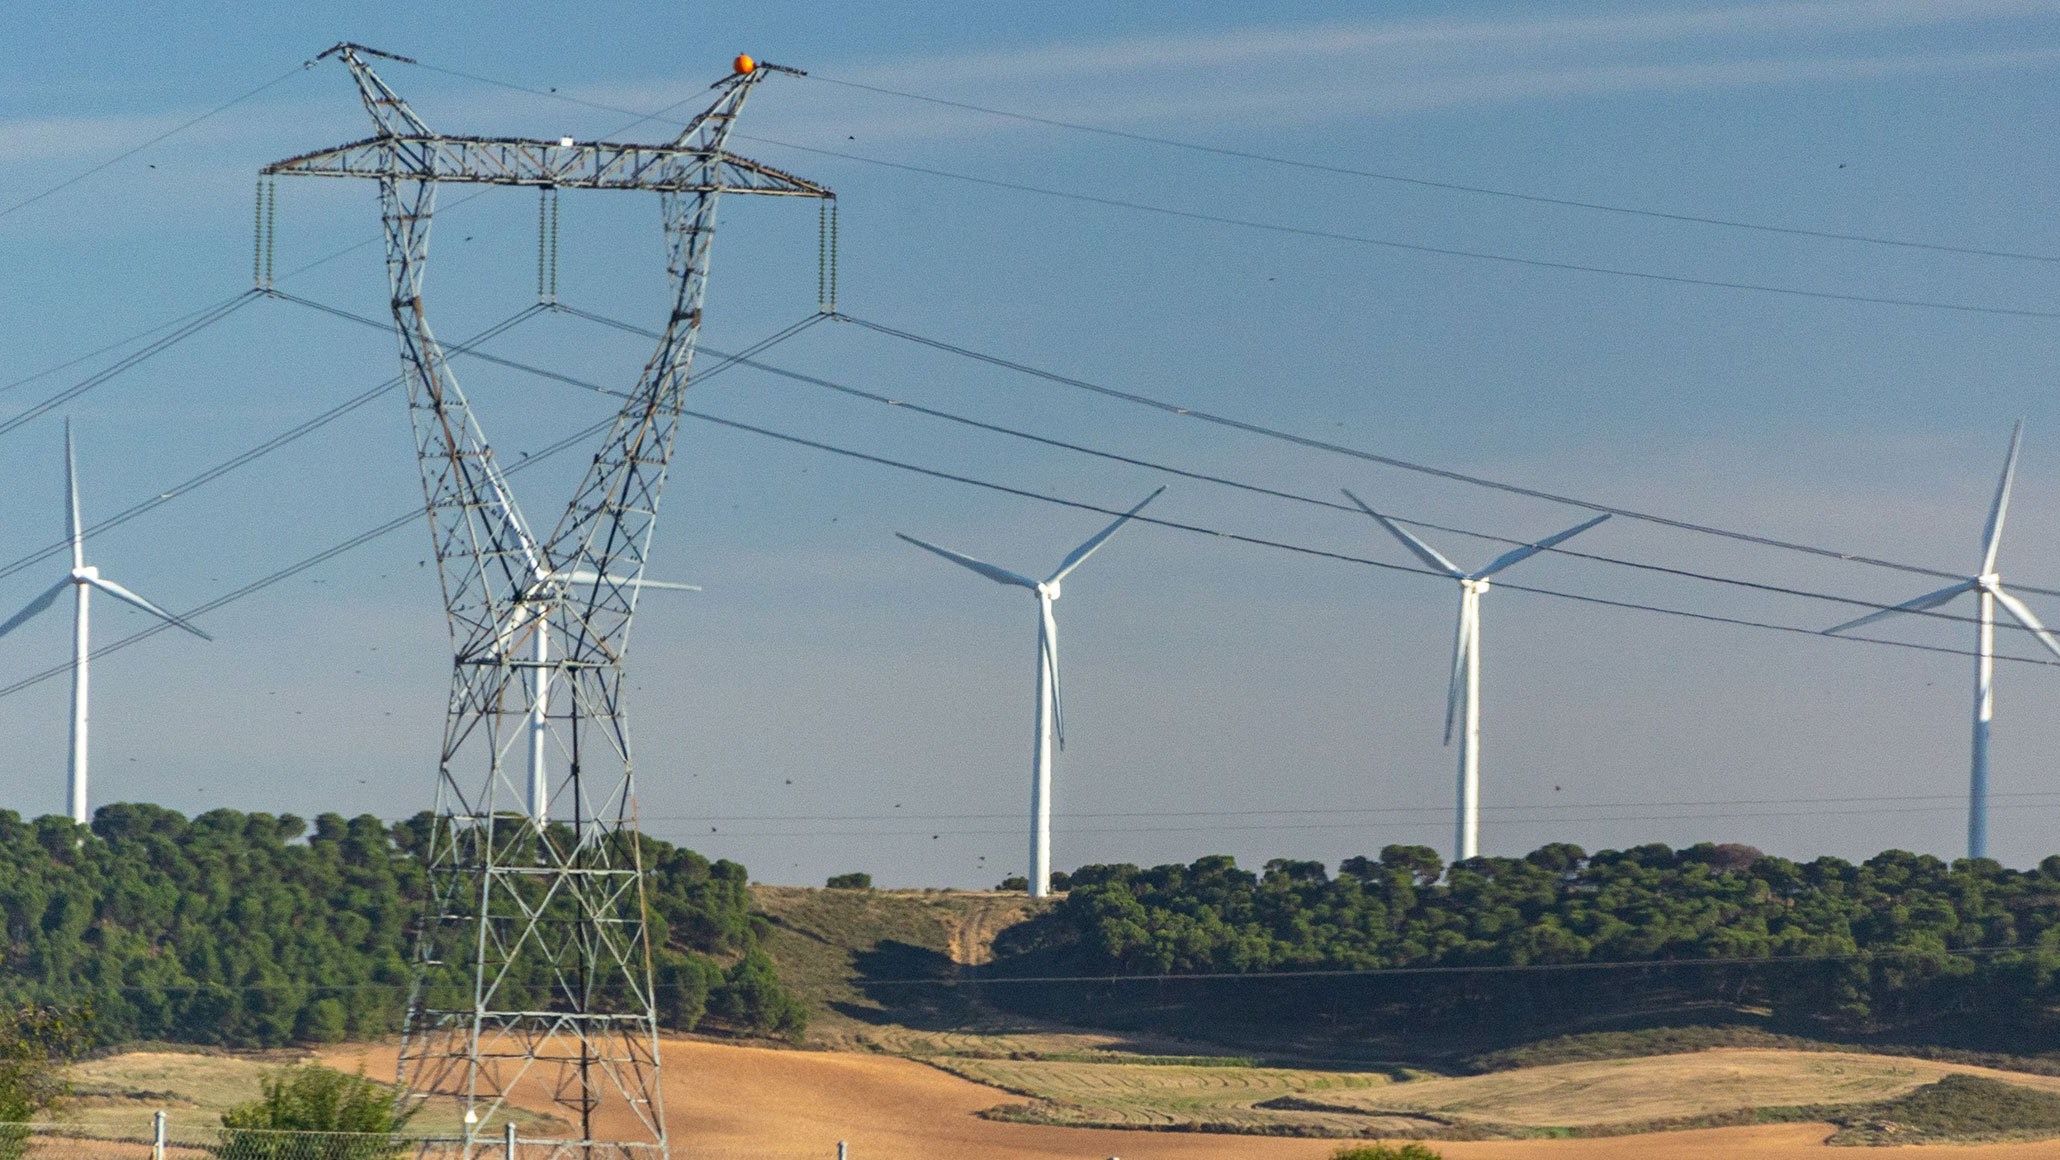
[
  {"left": 1295, "top": 1048, "right": 2060, "bottom": 1133},
  {"left": 61, "top": 1049, "right": 550, "bottom": 1140}
]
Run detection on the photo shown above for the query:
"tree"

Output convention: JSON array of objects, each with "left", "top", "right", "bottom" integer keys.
[
  {"left": 0, "top": 1002, "right": 90, "bottom": 1159},
  {"left": 215, "top": 1065, "right": 418, "bottom": 1160},
  {"left": 825, "top": 872, "right": 872, "bottom": 890}
]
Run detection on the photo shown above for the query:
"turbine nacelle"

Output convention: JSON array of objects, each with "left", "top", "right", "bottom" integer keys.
[{"left": 71, "top": 565, "right": 99, "bottom": 583}]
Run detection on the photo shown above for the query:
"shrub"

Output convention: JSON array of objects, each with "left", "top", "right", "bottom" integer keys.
[
  {"left": 215, "top": 1066, "right": 418, "bottom": 1160},
  {"left": 1332, "top": 1145, "right": 1443, "bottom": 1160},
  {"left": 826, "top": 872, "right": 872, "bottom": 890}
]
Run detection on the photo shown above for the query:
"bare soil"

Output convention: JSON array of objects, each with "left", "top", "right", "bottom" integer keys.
[{"left": 318, "top": 1038, "right": 2060, "bottom": 1159}]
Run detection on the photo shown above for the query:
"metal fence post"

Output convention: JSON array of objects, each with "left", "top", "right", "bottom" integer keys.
[
  {"left": 836, "top": 1142, "right": 847, "bottom": 1160},
  {"left": 153, "top": 1111, "right": 166, "bottom": 1160},
  {"left": 504, "top": 1120, "right": 517, "bottom": 1160}
]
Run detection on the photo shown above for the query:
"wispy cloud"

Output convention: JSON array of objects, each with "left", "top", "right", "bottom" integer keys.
[{"left": 772, "top": 0, "right": 2060, "bottom": 140}]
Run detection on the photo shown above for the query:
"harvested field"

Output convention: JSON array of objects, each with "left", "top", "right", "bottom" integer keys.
[
  {"left": 1311, "top": 1048, "right": 2060, "bottom": 1133},
  {"left": 321, "top": 1039, "right": 2060, "bottom": 1158}
]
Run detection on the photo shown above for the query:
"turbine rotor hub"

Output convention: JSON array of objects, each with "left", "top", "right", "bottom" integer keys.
[{"left": 72, "top": 565, "right": 98, "bottom": 582}]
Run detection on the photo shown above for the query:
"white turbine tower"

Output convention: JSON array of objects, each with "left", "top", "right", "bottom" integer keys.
[
  {"left": 516, "top": 568, "right": 697, "bottom": 824},
  {"left": 898, "top": 487, "right": 1164, "bottom": 898},
  {"left": 0, "top": 421, "right": 211, "bottom": 825},
  {"left": 1824, "top": 421, "right": 2060, "bottom": 860},
  {"left": 1344, "top": 491, "right": 1608, "bottom": 864}
]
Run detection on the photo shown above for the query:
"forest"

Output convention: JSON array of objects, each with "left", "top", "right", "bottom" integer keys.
[
  {"left": 986, "top": 842, "right": 2060, "bottom": 1053},
  {"left": 0, "top": 803, "right": 803, "bottom": 1047}
]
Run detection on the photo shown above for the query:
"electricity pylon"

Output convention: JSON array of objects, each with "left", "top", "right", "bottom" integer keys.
[{"left": 266, "top": 45, "right": 830, "bottom": 1157}]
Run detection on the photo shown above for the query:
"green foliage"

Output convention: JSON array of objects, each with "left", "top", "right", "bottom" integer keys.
[
  {"left": 1331, "top": 1144, "right": 1442, "bottom": 1160},
  {"left": 0, "top": 804, "right": 801, "bottom": 1047},
  {"left": 0, "top": 1001, "right": 90, "bottom": 1154},
  {"left": 215, "top": 1065, "right": 415, "bottom": 1160},
  {"left": 990, "top": 843, "right": 2060, "bottom": 1048},
  {"left": 825, "top": 873, "right": 872, "bottom": 890}
]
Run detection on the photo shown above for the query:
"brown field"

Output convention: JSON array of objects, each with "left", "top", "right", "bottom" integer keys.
[
  {"left": 1294, "top": 1047, "right": 2060, "bottom": 1132},
  {"left": 319, "top": 1038, "right": 2060, "bottom": 1159}
]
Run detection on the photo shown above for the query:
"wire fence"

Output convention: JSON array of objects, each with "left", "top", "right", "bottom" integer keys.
[{"left": 0, "top": 1121, "right": 850, "bottom": 1160}]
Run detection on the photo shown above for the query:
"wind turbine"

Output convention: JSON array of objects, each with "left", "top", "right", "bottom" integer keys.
[
  {"left": 516, "top": 568, "right": 697, "bottom": 823},
  {"left": 0, "top": 421, "right": 211, "bottom": 825},
  {"left": 898, "top": 487, "right": 1164, "bottom": 898},
  {"left": 1823, "top": 421, "right": 2060, "bottom": 860},
  {"left": 1344, "top": 491, "right": 1608, "bottom": 864}
]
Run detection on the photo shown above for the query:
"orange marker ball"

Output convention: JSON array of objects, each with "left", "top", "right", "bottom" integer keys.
[{"left": 733, "top": 54, "right": 756, "bottom": 75}]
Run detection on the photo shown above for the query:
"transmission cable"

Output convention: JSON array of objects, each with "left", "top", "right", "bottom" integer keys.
[
  {"left": 835, "top": 312, "right": 2060, "bottom": 601},
  {"left": 253, "top": 294, "right": 2060, "bottom": 670},
  {"left": 556, "top": 302, "right": 2023, "bottom": 638},
  {"left": 0, "top": 62, "right": 312, "bottom": 222},
  {"left": 10, "top": 296, "right": 2041, "bottom": 710},
  {"left": 396, "top": 54, "right": 2060, "bottom": 321},
  {"left": 0, "top": 313, "right": 820, "bottom": 700},
  {"left": 0, "top": 292, "right": 261, "bottom": 441},
  {"left": 0, "top": 303, "right": 549, "bottom": 590},
  {"left": 803, "top": 71, "right": 2060, "bottom": 266},
  {"left": 654, "top": 788, "right": 2060, "bottom": 823}
]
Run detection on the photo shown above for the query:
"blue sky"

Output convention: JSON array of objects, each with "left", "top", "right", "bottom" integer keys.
[{"left": 3, "top": 1, "right": 2060, "bottom": 885}]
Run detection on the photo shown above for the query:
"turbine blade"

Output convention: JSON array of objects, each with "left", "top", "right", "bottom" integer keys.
[
  {"left": 87, "top": 576, "right": 212, "bottom": 640},
  {"left": 1047, "top": 487, "right": 1165, "bottom": 585},
  {"left": 552, "top": 569, "right": 701, "bottom": 592},
  {"left": 1341, "top": 490, "right": 1463, "bottom": 577},
  {"left": 1443, "top": 592, "right": 1472, "bottom": 746},
  {"left": 1470, "top": 514, "right": 1612, "bottom": 580},
  {"left": 1981, "top": 420, "right": 2024, "bottom": 576},
  {"left": 895, "top": 533, "right": 1037, "bottom": 589},
  {"left": 1992, "top": 587, "right": 2060, "bottom": 662},
  {"left": 1042, "top": 597, "right": 1064, "bottom": 750},
  {"left": 65, "top": 419, "right": 82, "bottom": 570},
  {"left": 0, "top": 579, "right": 69, "bottom": 640},
  {"left": 1823, "top": 578, "right": 1977, "bottom": 635}
]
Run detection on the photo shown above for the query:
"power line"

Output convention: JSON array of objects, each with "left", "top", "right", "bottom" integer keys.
[
  {"left": 0, "top": 62, "right": 311, "bottom": 222},
  {"left": 835, "top": 312, "right": 2060, "bottom": 602},
  {"left": 856, "top": 944, "right": 2056, "bottom": 988},
  {"left": 0, "top": 303, "right": 550, "bottom": 591},
  {"left": 655, "top": 789, "right": 2060, "bottom": 823},
  {"left": 2, "top": 937, "right": 2029, "bottom": 995},
  {"left": 249, "top": 295, "right": 2060, "bottom": 670},
  {"left": 0, "top": 292, "right": 261, "bottom": 441},
  {"left": 674, "top": 800, "right": 2060, "bottom": 838},
  {"left": 0, "top": 312, "right": 822, "bottom": 701},
  {"left": 557, "top": 302, "right": 2031, "bottom": 640},
  {"left": 333, "top": 290, "right": 2060, "bottom": 667},
  {"left": 803, "top": 71, "right": 2060, "bottom": 267},
  {"left": 676, "top": 404, "right": 2060, "bottom": 668},
  {"left": 396, "top": 53, "right": 2060, "bottom": 322}
]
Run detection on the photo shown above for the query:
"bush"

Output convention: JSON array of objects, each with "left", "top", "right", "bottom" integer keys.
[
  {"left": 1332, "top": 1145, "right": 1442, "bottom": 1160},
  {"left": 215, "top": 1066, "right": 417, "bottom": 1160},
  {"left": 826, "top": 872, "right": 872, "bottom": 890},
  {"left": 0, "top": 1003, "right": 90, "bottom": 1127}
]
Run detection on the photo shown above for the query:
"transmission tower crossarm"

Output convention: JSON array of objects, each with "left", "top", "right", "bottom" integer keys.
[{"left": 264, "top": 134, "right": 830, "bottom": 196}]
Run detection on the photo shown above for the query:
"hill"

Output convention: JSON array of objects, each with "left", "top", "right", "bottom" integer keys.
[{"left": 0, "top": 803, "right": 802, "bottom": 1046}]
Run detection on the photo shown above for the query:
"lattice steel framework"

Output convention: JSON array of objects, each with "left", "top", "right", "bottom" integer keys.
[{"left": 265, "top": 45, "right": 830, "bottom": 1157}]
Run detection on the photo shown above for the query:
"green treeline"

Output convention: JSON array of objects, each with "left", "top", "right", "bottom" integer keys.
[
  {"left": 988, "top": 843, "right": 2060, "bottom": 1050},
  {"left": 0, "top": 803, "right": 801, "bottom": 1047}
]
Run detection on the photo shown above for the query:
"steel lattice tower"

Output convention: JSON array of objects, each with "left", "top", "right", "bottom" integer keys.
[{"left": 265, "top": 45, "right": 831, "bottom": 1157}]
